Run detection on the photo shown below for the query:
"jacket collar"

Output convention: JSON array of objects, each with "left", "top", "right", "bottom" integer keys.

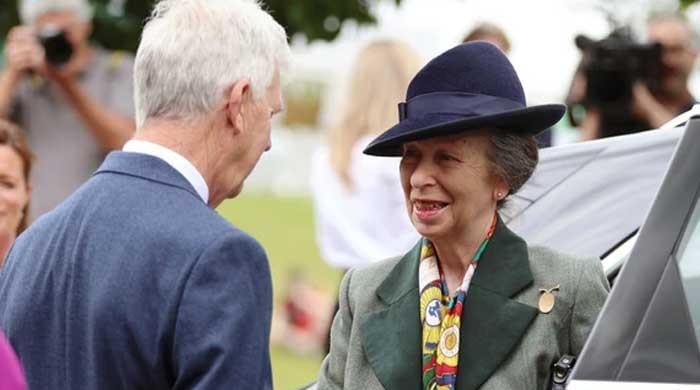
[
  {"left": 361, "top": 216, "right": 537, "bottom": 390},
  {"left": 94, "top": 151, "right": 203, "bottom": 203},
  {"left": 122, "top": 140, "right": 209, "bottom": 203}
]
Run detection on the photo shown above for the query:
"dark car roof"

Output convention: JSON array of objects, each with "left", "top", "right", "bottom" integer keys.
[{"left": 502, "top": 127, "right": 683, "bottom": 258}]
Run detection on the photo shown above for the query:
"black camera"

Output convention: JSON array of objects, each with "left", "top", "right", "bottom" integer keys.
[
  {"left": 574, "top": 28, "right": 662, "bottom": 137},
  {"left": 37, "top": 26, "right": 74, "bottom": 66}
]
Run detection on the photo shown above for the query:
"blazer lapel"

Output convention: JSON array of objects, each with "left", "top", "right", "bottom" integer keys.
[
  {"left": 457, "top": 217, "right": 538, "bottom": 390},
  {"left": 360, "top": 242, "right": 423, "bottom": 390}
]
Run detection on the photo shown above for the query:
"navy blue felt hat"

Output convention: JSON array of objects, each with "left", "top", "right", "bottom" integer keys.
[{"left": 364, "top": 41, "right": 566, "bottom": 156}]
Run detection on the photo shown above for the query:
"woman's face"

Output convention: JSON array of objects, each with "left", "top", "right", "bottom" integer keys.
[
  {"left": 0, "top": 145, "right": 29, "bottom": 235},
  {"left": 400, "top": 132, "right": 507, "bottom": 242}
]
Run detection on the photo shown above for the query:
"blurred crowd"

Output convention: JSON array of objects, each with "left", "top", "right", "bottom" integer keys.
[{"left": 0, "top": 0, "right": 697, "bottom": 387}]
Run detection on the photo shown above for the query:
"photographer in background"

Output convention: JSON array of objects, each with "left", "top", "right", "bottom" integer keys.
[
  {"left": 636, "top": 14, "right": 698, "bottom": 127},
  {"left": 572, "top": 13, "right": 697, "bottom": 140},
  {"left": 463, "top": 22, "right": 553, "bottom": 147},
  {"left": 0, "top": 0, "right": 134, "bottom": 218}
]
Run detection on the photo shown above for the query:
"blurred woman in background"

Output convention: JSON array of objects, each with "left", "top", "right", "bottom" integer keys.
[
  {"left": 0, "top": 119, "right": 32, "bottom": 265},
  {"left": 311, "top": 39, "right": 422, "bottom": 271},
  {"left": 300, "top": 40, "right": 422, "bottom": 353},
  {"left": 0, "top": 119, "right": 32, "bottom": 389}
]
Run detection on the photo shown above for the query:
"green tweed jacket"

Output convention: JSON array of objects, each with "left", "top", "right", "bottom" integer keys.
[{"left": 317, "top": 218, "right": 609, "bottom": 390}]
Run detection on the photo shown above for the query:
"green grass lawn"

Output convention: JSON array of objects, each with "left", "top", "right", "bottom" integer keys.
[{"left": 218, "top": 192, "right": 341, "bottom": 390}]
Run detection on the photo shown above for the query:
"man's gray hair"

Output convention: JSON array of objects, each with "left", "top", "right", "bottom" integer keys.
[
  {"left": 19, "top": 0, "right": 93, "bottom": 24},
  {"left": 133, "top": 0, "right": 290, "bottom": 128}
]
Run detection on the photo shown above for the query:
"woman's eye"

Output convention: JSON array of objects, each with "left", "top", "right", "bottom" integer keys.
[
  {"left": 402, "top": 149, "right": 418, "bottom": 159},
  {"left": 0, "top": 181, "right": 15, "bottom": 189},
  {"left": 401, "top": 153, "right": 419, "bottom": 167}
]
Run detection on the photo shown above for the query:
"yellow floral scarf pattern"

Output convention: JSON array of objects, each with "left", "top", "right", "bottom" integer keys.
[{"left": 419, "top": 215, "right": 497, "bottom": 389}]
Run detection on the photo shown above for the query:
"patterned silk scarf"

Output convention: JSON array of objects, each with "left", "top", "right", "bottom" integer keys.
[{"left": 419, "top": 214, "right": 497, "bottom": 389}]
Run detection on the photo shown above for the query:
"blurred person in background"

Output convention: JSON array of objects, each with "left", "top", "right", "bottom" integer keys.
[
  {"left": 0, "top": 120, "right": 32, "bottom": 265},
  {"left": 271, "top": 269, "right": 334, "bottom": 355},
  {"left": 635, "top": 14, "right": 697, "bottom": 126},
  {"left": 463, "top": 22, "right": 552, "bottom": 147},
  {"left": 311, "top": 40, "right": 421, "bottom": 272},
  {"left": 0, "top": 0, "right": 134, "bottom": 218},
  {"left": 318, "top": 42, "right": 608, "bottom": 390},
  {"left": 308, "top": 40, "right": 421, "bottom": 353},
  {"left": 574, "top": 13, "right": 698, "bottom": 140},
  {"left": 0, "top": 120, "right": 31, "bottom": 390},
  {"left": 0, "top": 0, "right": 289, "bottom": 388},
  {"left": 462, "top": 22, "right": 511, "bottom": 54}
]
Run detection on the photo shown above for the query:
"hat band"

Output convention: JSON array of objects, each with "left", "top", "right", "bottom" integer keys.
[{"left": 398, "top": 92, "right": 525, "bottom": 121}]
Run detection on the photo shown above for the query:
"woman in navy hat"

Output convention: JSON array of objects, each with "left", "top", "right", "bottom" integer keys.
[{"left": 317, "top": 42, "right": 609, "bottom": 390}]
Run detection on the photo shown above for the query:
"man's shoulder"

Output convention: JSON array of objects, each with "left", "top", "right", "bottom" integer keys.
[
  {"left": 21, "top": 188, "right": 263, "bottom": 274},
  {"left": 37, "top": 172, "right": 232, "bottom": 244},
  {"left": 201, "top": 228, "right": 267, "bottom": 264}
]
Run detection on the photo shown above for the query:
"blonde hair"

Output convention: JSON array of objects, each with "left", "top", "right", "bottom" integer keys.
[{"left": 328, "top": 40, "right": 421, "bottom": 188}]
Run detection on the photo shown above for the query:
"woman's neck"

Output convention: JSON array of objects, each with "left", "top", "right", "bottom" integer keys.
[{"left": 432, "top": 211, "right": 496, "bottom": 295}]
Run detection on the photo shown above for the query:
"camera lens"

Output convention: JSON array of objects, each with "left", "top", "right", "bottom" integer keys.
[{"left": 37, "top": 25, "right": 73, "bottom": 66}]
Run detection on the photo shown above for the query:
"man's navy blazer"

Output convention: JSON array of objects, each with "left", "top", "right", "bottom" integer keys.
[{"left": 0, "top": 152, "right": 273, "bottom": 389}]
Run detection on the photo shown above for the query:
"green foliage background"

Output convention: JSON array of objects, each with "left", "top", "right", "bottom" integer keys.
[{"left": 0, "top": 0, "right": 401, "bottom": 52}]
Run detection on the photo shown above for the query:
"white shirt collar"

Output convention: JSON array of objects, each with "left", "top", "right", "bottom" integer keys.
[{"left": 122, "top": 140, "right": 209, "bottom": 204}]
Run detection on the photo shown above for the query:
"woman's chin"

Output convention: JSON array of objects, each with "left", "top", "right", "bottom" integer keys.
[{"left": 411, "top": 219, "right": 448, "bottom": 240}]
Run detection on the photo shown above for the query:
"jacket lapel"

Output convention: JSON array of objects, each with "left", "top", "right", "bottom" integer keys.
[
  {"left": 456, "top": 217, "right": 537, "bottom": 390},
  {"left": 360, "top": 218, "right": 537, "bottom": 390},
  {"left": 360, "top": 242, "right": 423, "bottom": 390}
]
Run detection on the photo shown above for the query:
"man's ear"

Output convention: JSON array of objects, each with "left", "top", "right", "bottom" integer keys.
[{"left": 226, "top": 79, "right": 251, "bottom": 135}]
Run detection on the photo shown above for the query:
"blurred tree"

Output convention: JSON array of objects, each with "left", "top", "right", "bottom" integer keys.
[
  {"left": 0, "top": 0, "right": 401, "bottom": 53},
  {"left": 681, "top": 0, "right": 700, "bottom": 8}
]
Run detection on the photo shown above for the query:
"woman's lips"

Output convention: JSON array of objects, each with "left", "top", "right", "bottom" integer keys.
[{"left": 413, "top": 200, "right": 448, "bottom": 221}]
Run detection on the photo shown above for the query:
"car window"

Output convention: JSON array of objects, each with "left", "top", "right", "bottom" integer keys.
[{"left": 676, "top": 194, "right": 700, "bottom": 343}]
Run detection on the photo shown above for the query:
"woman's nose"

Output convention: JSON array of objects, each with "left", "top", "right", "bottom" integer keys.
[{"left": 409, "top": 161, "right": 436, "bottom": 188}]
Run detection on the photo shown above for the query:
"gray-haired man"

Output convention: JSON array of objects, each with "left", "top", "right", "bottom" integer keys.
[{"left": 0, "top": 0, "right": 289, "bottom": 388}]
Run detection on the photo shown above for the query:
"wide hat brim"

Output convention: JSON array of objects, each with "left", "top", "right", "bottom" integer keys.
[{"left": 364, "top": 103, "right": 566, "bottom": 156}]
